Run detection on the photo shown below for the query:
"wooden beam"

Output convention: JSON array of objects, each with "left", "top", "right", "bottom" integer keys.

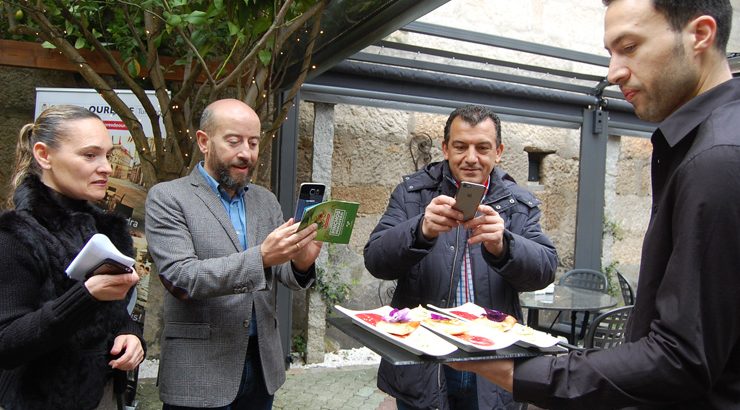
[{"left": 0, "top": 39, "right": 205, "bottom": 82}]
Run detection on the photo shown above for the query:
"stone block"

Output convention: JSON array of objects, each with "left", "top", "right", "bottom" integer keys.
[{"left": 330, "top": 185, "right": 393, "bottom": 215}]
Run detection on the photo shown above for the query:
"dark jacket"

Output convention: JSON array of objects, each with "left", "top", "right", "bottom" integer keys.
[
  {"left": 0, "top": 175, "right": 144, "bottom": 410},
  {"left": 364, "top": 161, "right": 558, "bottom": 409},
  {"left": 514, "top": 78, "right": 740, "bottom": 409}
]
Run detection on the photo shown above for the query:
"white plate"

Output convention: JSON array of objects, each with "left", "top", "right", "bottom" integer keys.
[
  {"left": 427, "top": 302, "right": 487, "bottom": 321},
  {"left": 334, "top": 305, "right": 458, "bottom": 357},
  {"left": 420, "top": 319, "right": 518, "bottom": 352},
  {"left": 427, "top": 302, "right": 559, "bottom": 348},
  {"left": 510, "top": 323, "right": 560, "bottom": 348}
]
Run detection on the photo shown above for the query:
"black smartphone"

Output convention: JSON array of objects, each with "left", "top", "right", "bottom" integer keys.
[
  {"left": 294, "top": 183, "right": 326, "bottom": 221},
  {"left": 86, "top": 258, "right": 133, "bottom": 279},
  {"left": 454, "top": 181, "right": 486, "bottom": 221}
]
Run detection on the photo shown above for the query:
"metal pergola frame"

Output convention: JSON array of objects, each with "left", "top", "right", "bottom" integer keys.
[
  {"left": 272, "top": 16, "right": 739, "bottom": 364},
  {"left": 279, "top": 20, "right": 656, "bottom": 268}
]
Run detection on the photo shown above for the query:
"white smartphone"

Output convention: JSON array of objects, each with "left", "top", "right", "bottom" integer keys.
[
  {"left": 294, "top": 183, "right": 326, "bottom": 221},
  {"left": 454, "top": 181, "right": 486, "bottom": 221}
]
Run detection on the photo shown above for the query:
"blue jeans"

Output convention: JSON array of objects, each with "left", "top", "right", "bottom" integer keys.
[
  {"left": 396, "top": 367, "right": 478, "bottom": 410},
  {"left": 162, "top": 347, "right": 273, "bottom": 410}
]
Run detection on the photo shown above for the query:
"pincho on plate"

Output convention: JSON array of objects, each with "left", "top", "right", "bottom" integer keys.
[
  {"left": 407, "top": 305, "right": 518, "bottom": 352},
  {"left": 427, "top": 302, "right": 560, "bottom": 348},
  {"left": 334, "top": 305, "right": 458, "bottom": 357}
]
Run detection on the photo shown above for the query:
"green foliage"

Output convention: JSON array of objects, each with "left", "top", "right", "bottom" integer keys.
[
  {"left": 602, "top": 261, "right": 622, "bottom": 302},
  {"left": 1, "top": 0, "right": 325, "bottom": 184},
  {"left": 603, "top": 216, "right": 624, "bottom": 241},
  {"left": 291, "top": 333, "right": 307, "bottom": 359},
  {"left": 315, "top": 265, "right": 351, "bottom": 314}
]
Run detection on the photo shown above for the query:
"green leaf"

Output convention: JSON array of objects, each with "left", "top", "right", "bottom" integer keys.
[
  {"left": 170, "top": 0, "right": 188, "bottom": 7},
  {"left": 153, "top": 32, "right": 164, "bottom": 48},
  {"left": 184, "top": 10, "right": 208, "bottom": 25},
  {"left": 74, "top": 37, "right": 86, "bottom": 49},
  {"left": 252, "top": 16, "right": 271, "bottom": 36},
  {"left": 164, "top": 11, "right": 182, "bottom": 27},
  {"left": 190, "top": 29, "right": 205, "bottom": 48},
  {"left": 227, "top": 22, "right": 240, "bottom": 36},
  {"left": 41, "top": 41, "right": 57, "bottom": 49},
  {"left": 258, "top": 49, "right": 271, "bottom": 66}
]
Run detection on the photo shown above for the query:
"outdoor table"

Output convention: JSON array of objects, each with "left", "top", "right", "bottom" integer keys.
[{"left": 520, "top": 286, "right": 618, "bottom": 344}]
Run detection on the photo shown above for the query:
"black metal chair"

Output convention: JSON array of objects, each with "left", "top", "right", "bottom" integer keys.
[
  {"left": 377, "top": 279, "right": 396, "bottom": 306},
  {"left": 548, "top": 269, "right": 609, "bottom": 342},
  {"left": 557, "top": 304, "right": 634, "bottom": 353},
  {"left": 559, "top": 268, "right": 609, "bottom": 292},
  {"left": 584, "top": 305, "right": 634, "bottom": 349},
  {"left": 616, "top": 270, "right": 635, "bottom": 305}
]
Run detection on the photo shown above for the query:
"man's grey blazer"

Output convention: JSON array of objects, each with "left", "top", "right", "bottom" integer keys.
[{"left": 145, "top": 169, "right": 314, "bottom": 408}]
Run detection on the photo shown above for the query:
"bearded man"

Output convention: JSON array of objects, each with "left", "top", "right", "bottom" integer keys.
[{"left": 145, "top": 99, "right": 321, "bottom": 409}]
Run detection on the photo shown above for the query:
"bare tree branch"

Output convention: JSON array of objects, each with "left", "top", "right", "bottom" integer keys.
[{"left": 264, "top": 1, "right": 326, "bottom": 140}]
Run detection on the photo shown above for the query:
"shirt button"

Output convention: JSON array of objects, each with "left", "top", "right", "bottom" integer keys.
[
  {"left": 409, "top": 185, "right": 414, "bottom": 189},
  {"left": 509, "top": 199, "right": 515, "bottom": 204},
  {"left": 495, "top": 205, "right": 501, "bottom": 210},
  {"left": 450, "top": 246, "right": 455, "bottom": 251},
  {"left": 243, "top": 320, "right": 250, "bottom": 328}
]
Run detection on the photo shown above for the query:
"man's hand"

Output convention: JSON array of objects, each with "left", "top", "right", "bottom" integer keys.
[
  {"left": 464, "top": 205, "right": 506, "bottom": 257},
  {"left": 109, "top": 334, "right": 144, "bottom": 371},
  {"left": 447, "top": 359, "right": 514, "bottom": 392},
  {"left": 85, "top": 272, "right": 139, "bottom": 301},
  {"left": 261, "top": 219, "right": 321, "bottom": 269},
  {"left": 421, "top": 195, "right": 464, "bottom": 239}
]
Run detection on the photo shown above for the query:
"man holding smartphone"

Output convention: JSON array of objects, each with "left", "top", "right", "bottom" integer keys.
[
  {"left": 145, "top": 99, "right": 321, "bottom": 409},
  {"left": 364, "top": 105, "right": 558, "bottom": 409}
]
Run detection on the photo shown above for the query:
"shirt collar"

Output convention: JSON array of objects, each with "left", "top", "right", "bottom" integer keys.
[
  {"left": 657, "top": 78, "right": 740, "bottom": 148},
  {"left": 196, "top": 161, "right": 248, "bottom": 200}
]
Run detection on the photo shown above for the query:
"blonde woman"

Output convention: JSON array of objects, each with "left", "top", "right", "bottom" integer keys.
[{"left": 0, "top": 105, "right": 144, "bottom": 409}]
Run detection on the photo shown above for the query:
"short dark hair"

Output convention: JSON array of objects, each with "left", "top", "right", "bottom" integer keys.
[
  {"left": 603, "top": 0, "right": 732, "bottom": 53},
  {"left": 443, "top": 105, "right": 502, "bottom": 146}
]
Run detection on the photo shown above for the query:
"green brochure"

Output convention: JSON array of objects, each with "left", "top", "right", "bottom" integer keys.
[{"left": 298, "top": 200, "right": 359, "bottom": 244}]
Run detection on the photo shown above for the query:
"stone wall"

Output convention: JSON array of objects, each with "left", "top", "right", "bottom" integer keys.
[{"left": 292, "top": 101, "right": 652, "bottom": 349}]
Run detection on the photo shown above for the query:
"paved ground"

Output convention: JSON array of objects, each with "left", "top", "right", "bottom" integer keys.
[
  {"left": 135, "top": 361, "right": 545, "bottom": 410},
  {"left": 135, "top": 364, "right": 396, "bottom": 410}
]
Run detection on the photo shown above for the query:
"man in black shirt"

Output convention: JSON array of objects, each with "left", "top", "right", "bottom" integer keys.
[{"left": 451, "top": 1, "right": 740, "bottom": 408}]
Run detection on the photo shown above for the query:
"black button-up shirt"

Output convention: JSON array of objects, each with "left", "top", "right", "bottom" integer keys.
[{"left": 515, "top": 78, "right": 740, "bottom": 409}]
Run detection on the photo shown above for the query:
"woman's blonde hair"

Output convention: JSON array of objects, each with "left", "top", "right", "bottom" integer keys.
[{"left": 8, "top": 105, "right": 101, "bottom": 207}]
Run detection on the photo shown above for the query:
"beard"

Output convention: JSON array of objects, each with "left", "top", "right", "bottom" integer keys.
[
  {"left": 209, "top": 150, "right": 252, "bottom": 193},
  {"left": 636, "top": 38, "right": 697, "bottom": 122}
]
